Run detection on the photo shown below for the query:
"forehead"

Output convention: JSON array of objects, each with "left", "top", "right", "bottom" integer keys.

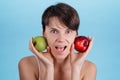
[{"left": 47, "top": 17, "right": 68, "bottom": 30}]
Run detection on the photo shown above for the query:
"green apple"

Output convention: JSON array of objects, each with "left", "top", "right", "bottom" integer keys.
[{"left": 33, "top": 36, "right": 47, "bottom": 52}]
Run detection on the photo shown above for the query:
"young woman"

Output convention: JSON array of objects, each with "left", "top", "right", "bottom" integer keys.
[{"left": 18, "top": 3, "right": 97, "bottom": 80}]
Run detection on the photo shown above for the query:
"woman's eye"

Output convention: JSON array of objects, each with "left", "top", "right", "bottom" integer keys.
[
  {"left": 51, "top": 29, "right": 57, "bottom": 34},
  {"left": 66, "top": 30, "right": 72, "bottom": 34}
]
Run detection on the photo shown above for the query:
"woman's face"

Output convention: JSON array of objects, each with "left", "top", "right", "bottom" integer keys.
[{"left": 44, "top": 17, "right": 77, "bottom": 59}]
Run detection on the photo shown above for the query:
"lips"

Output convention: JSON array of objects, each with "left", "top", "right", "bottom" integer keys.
[{"left": 55, "top": 45, "right": 67, "bottom": 53}]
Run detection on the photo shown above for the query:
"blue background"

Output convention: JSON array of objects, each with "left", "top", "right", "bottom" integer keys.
[{"left": 0, "top": 0, "right": 120, "bottom": 80}]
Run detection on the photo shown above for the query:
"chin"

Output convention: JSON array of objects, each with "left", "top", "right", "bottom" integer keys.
[{"left": 52, "top": 50, "right": 70, "bottom": 60}]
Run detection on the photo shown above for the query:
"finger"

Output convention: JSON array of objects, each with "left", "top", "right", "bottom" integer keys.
[
  {"left": 78, "top": 37, "right": 94, "bottom": 60},
  {"left": 29, "top": 38, "right": 34, "bottom": 52},
  {"left": 29, "top": 38, "right": 37, "bottom": 53},
  {"left": 81, "top": 37, "right": 94, "bottom": 58},
  {"left": 46, "top": 46, "right": 51, "bottom": 53},
  {"left": 86, "top": 37, "right": 94, "bottom": 54},
  {"left": 30, "top": 38, "right": 38, "bottom": 53},
  {"left": 70, "top": 44, "right": 74, "bottom": 56}
]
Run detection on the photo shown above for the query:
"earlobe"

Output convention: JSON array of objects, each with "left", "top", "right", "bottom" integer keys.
[
  {"left": 43, "top": 31, "right": 46, "bottom": 37},
  {"left": 75, "top": 31, "right": 78, "bottom": 37},
  {"left": 42, "top": 31, "right": 44, "bottom": 36},
  {"left": 43, "top": 32, "right": 47, "bottom": 39}
]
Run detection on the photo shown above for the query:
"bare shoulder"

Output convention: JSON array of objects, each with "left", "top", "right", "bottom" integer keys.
[
  {"left": 18, "top": 56, "right": 38, "bottom": 80},
  {"left": 18, "top": 56, "right": 36, "bottom": 67},
  {"left": 81, "top": 60, "right": 97, "bottom": 80},
  {"left": 84, "top": 60, "right": 97, "bottom": 71}
]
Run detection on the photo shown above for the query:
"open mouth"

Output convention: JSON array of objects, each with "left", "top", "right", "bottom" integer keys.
[{"left": 55, "top": 45, "right": 67, "bottom": 52}]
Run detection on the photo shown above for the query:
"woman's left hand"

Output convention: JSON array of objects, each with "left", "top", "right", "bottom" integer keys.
[
  {"left": 70, "top": 37, "right": 94, "bottom": 80},
  {"left": 70, "top": 37, "right": 93, "bottom": 67}
]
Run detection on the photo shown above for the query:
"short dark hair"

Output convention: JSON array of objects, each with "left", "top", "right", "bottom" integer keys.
[{"left": 42, "top": 3, "right": 80, "bottom": 32}]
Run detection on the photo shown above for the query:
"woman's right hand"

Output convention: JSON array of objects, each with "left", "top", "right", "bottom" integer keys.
[{"left": 29, "top": 38, "right": 54, "bottom": 68}]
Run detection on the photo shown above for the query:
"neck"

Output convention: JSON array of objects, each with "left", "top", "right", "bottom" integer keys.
[
  {"left": 54, "top": 55, "right": 70, "bottom": 67},
  {"left": 54, "top": 59, "right": 65, "bottom": 66}
]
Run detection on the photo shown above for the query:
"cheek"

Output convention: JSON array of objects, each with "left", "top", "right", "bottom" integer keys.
[
  {"left": 67, "top": 36, "right": 76, "bottom": 44},
  {"left": 44, "top": 30, "right": 57, "bottom": 48},
  {"left": 66, "top": 36, "right": 76, "bottom": 51},
  {"left": 45, "top": 35, "right": 55, "bottom": 47}
]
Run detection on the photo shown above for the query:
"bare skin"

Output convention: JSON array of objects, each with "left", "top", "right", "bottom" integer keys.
[
  {"left": 18, "top": 17, "right": 97, "bottom": 80},
  {"left": 18, "top": 56, "right": 96, "bottom": 80}
]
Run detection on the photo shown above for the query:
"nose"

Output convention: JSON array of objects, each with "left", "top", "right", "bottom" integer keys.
[{"left": 56, "top": 33, "right": 66, "bottom": 43}]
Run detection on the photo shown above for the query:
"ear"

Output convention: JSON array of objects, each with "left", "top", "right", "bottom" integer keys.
[
  {"left": 43, "top": 31, "right": 47, "bottom": 38},
  {"left": 76, "top": 31, "right": 78, "bottom": 37},
  {"left": 76, "top": 35, "right": 78, "bottom": 37},
  {"left": 75, "top": 33, "right": 78, "bottom": 37},
  {"left": 42, "top": 31, "right": 44, "bottom": 36}
]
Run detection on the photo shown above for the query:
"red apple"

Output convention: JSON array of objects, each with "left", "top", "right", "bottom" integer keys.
[{"left": 74, "top": 36, "right": 90, "bottom": 52}]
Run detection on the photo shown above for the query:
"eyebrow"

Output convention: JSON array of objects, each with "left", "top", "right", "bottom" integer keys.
[
  {"left": 48, "top": 28, "right": 59, "bottom": 32},
  {"left": 47, "top": 24, "right": 74, "bottom": 31},
  {"left": 48, "top": 26, "right": 62, "bottom": 31},
  {"left": 49, "top": 27, "right": 58, "bottom": 30},
  {"left": 49, "top": 27, "right": 73, "bottom": 32}
]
